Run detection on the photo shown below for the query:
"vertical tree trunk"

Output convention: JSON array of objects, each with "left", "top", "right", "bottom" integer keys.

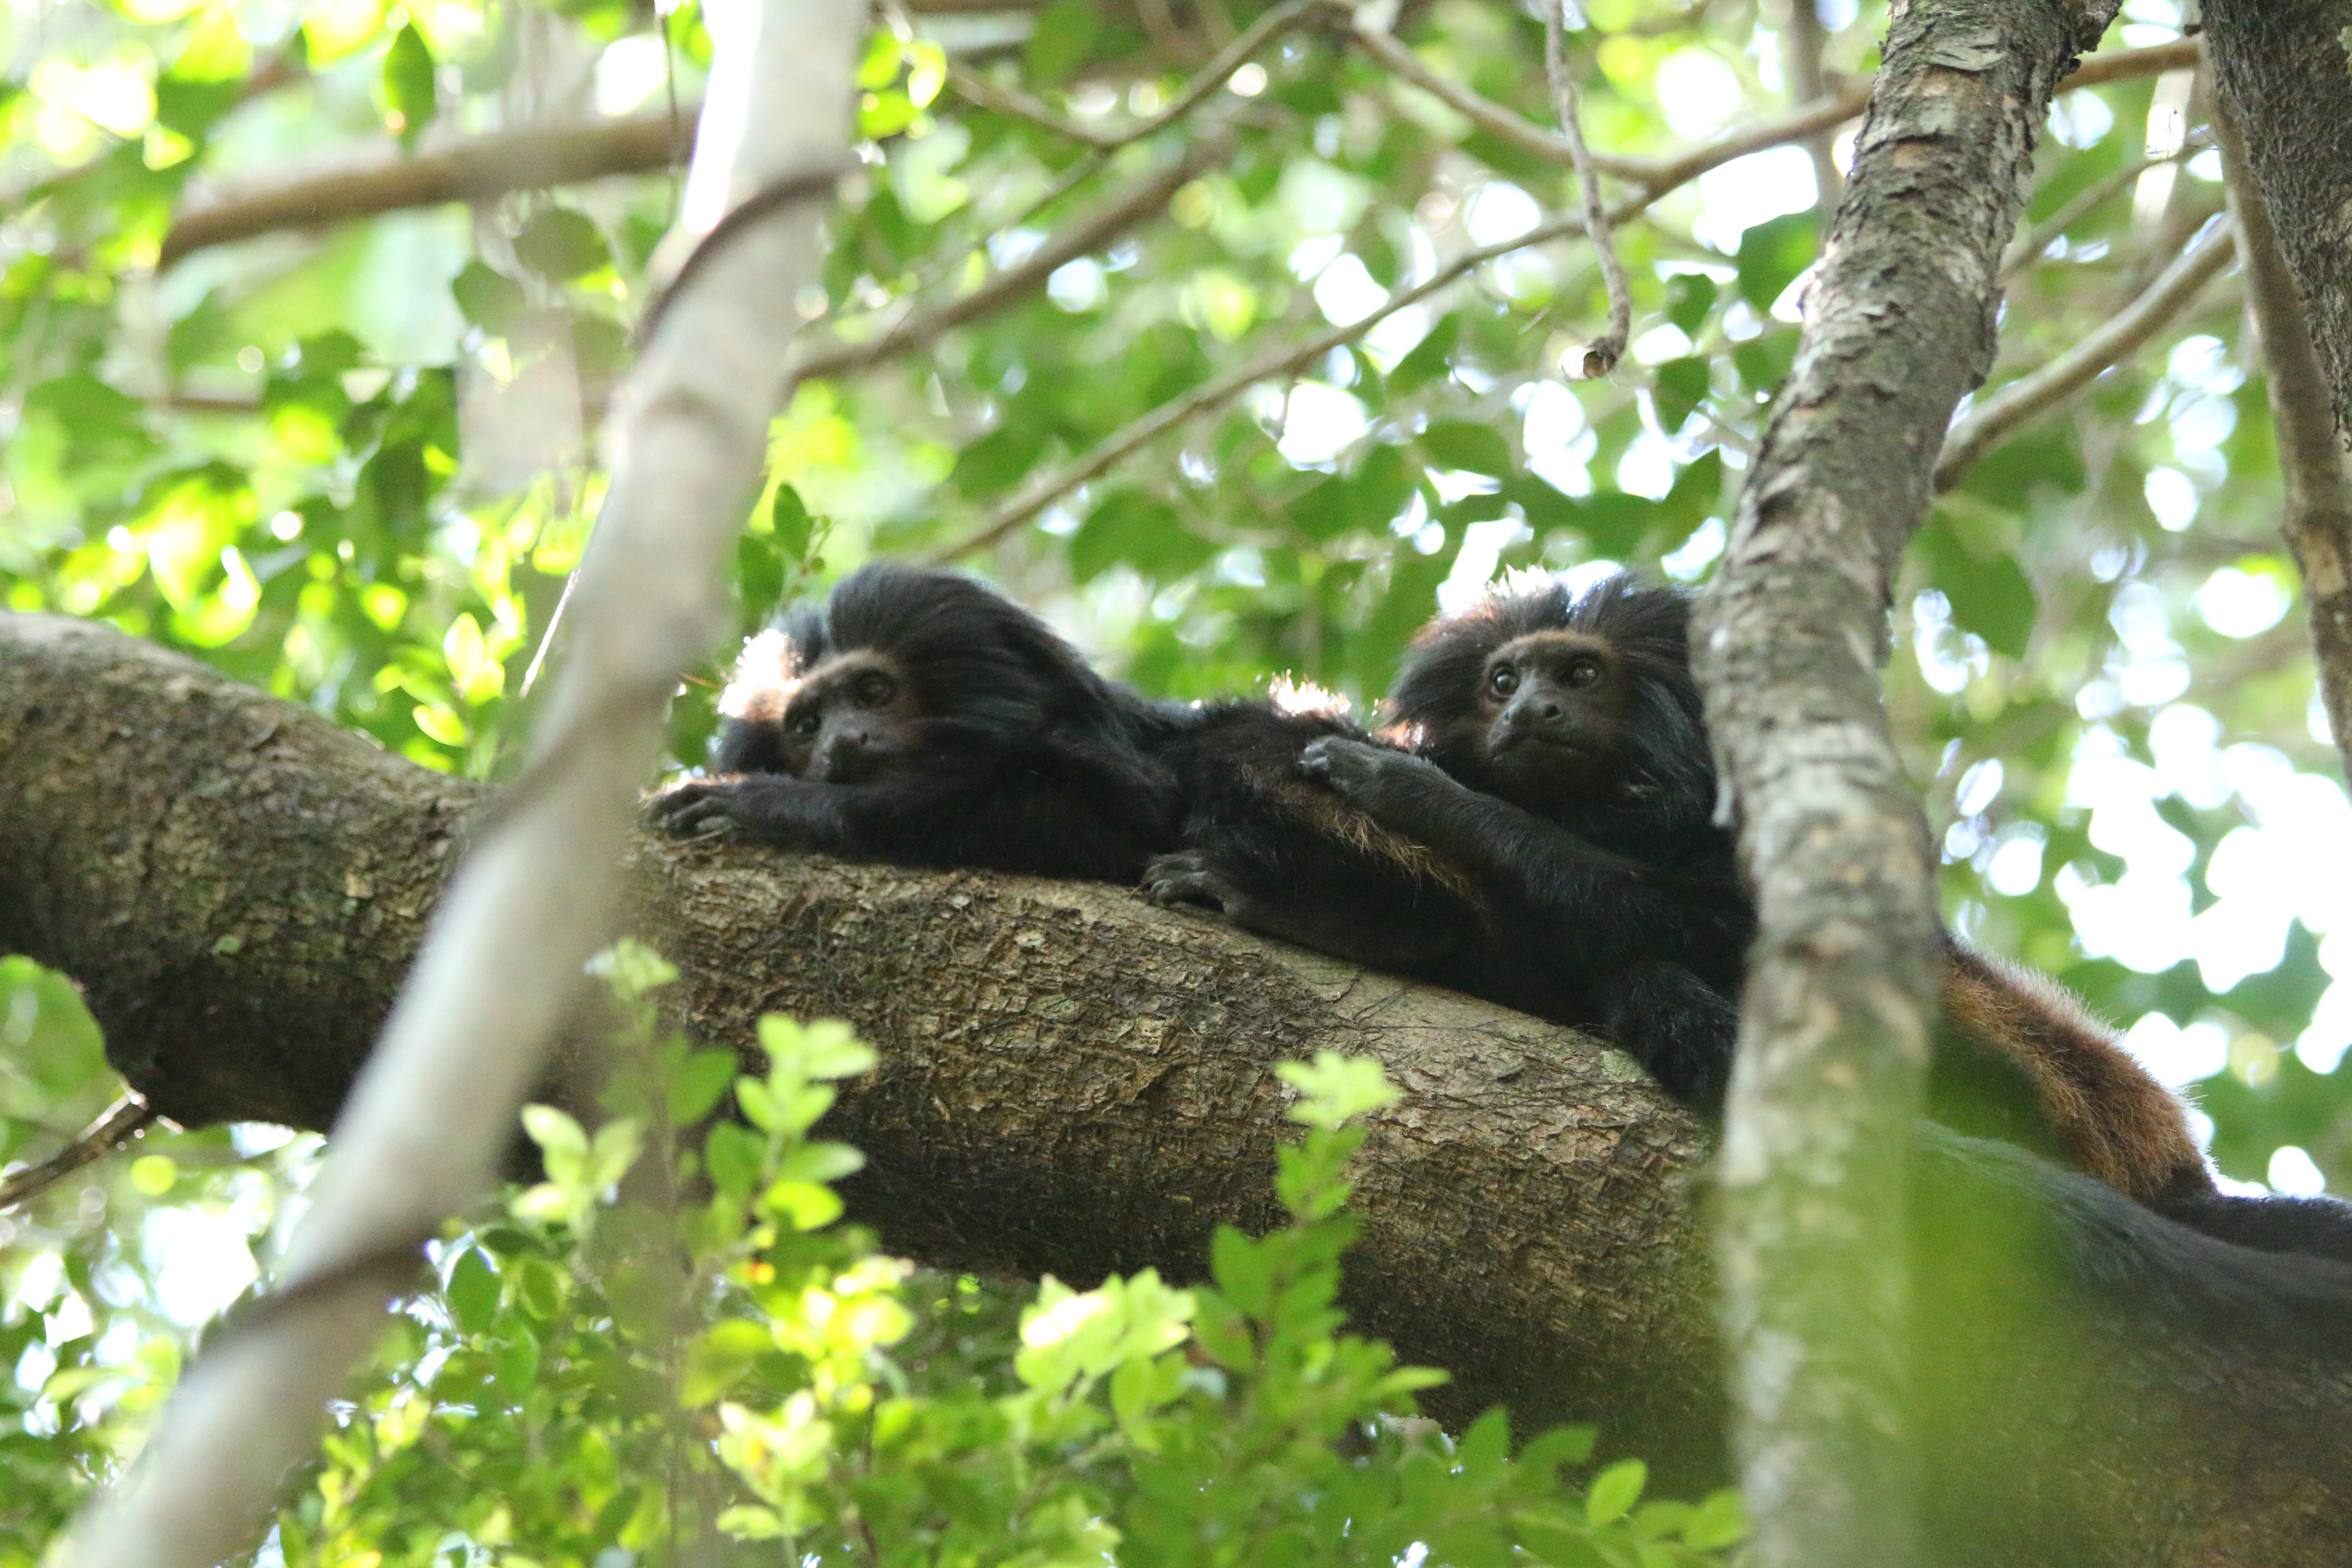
[{"left": 1691, "top": 3, "right": 2119, "bottom": 1565}]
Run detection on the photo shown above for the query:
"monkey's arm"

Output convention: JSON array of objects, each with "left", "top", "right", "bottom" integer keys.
[
  {"left": 643, "top": 775, "right": 911, "bottom": 852},
  {"left": 1298, "top": 737, "right": 1707, "bottom": 951}
]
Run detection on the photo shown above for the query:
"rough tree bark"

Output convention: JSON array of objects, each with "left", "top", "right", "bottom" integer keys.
[
  {"left": 2200, "top": 2, "right": 2352, "bottom": 442},
  {"left": 9, "top": 613, "right": 2352, "bottom": 1567},
  {"left": 2198, "top": 11, "right": 2352, "bottom": 786},
  {"left": 1689, "top": 3, "right": 2117, "bottom": 1566}
]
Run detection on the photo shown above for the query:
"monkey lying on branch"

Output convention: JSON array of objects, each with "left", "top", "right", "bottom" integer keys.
[{"left": 645, "top": 561, "right": 2352, "bottom": 1269}]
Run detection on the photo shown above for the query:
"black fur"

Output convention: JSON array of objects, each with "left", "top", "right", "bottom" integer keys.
[
  {"left": 1142, "top": 701, "right": 1487, "bottom": 975},
  {"left": 646, "top": 563, "right": 1183, "bottom": 882},
  {"left": 1309, "top": 573, "right": 1752, "bottom": 1106}
]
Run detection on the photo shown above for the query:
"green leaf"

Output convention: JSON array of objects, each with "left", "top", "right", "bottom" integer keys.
[
  {"left": 1920, "top": 523, "right": 2039, "bottom": 658},
  {"left": 1023, "top": 0, "right": 1101, "bottom": 85},
  {"left": 450, "top": 262, "right": 527, "bottom": 336},
  {"left": 1421, "top": 420, "right": 1513, "bottom": 477},
  {"left": 770, "top": 484, "right": 816, "bottom": 560},
  {"left": 671, "top": 1048, "right": 743, "bottom": 1124},
  {"left": 1732, "top": 330, "right": 1800, "bottom": 396},
  {"left": 1389, "top": 314, "right": 1460, "bottom": 397},
  {"left": 1586, "top": 1458, "right": 1648, "bottom": 1526},
  {"left": 1276, "top": 1052, "right": 1400, "bottom": 1128},
  {"left": 1652, "top": 357, "right": 1710, "bottom": 430},
  {"left": 1736, "top": 211, "right": 1817, "bottom": 311},
  {"left": 381, "top": 23, "right": 438, "bottom": 150},
  {"left": 512, "top": 207, "right": 610, "bottom": 282},
  {"left": 446, "top": 1248, "right": 501, "bottom": 1336},
  {"left": 1664, "top": 272, "right": 1718, "bottom": 334},
  {"left": 1073, "top": 488, "right": 1212, "bottom": 581}
]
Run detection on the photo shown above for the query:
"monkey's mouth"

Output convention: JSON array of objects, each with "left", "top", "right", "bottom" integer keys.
[{"left": 1491, "top": 731, "right": 1586, "bottom": 758}]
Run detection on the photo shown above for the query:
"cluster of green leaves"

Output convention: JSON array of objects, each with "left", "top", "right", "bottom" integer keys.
[
  {"left": 246, "top": 943, "right": 1740, "bottom": 1567},
  {"left": 0, "top": 958, "right": 322, "bottom": 1567}
]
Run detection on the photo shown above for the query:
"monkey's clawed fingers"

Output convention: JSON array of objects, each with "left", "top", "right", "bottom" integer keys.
[
  {"left": 1140, "top": 851, "right": 1235, "bottom": 912},
  {"left": 1297, "top": 735, "right": 1390, "bottom": 795},
  {"left": 641, "top": 781, "right": 744, "bottom": 837}
]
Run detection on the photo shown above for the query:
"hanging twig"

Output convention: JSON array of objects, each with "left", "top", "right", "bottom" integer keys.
[{"left": 1543, "top": 0, "right": 1632, "bottom": 377}]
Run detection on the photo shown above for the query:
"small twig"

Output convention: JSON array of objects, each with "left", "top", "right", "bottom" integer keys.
[
  {"left": 931, "top": 208, "right": 1590, "bottom": 561},
  {"left": 794, "top": 126, "right": 1234, "bottom": 382},
  {"left": 0, "top": 1094, "right": 159, "bottom": 1213},
  {"left": 1543, "top": 0, "right": 1630, "bottom": 377},
  {"left": 948, "top": 0, "right": 1319, "bottom": 151},
  {"left": 1998, "top": 139, "right": 2202, "bottom": 281},
  {"left": 1936, "top": 217, "right": 2236, "bottom": 490},
  {"left": 2212, "top": 100, "right": 2352, "bottom": 778},
  {"left": 1779, "top": 0, "right": 1843, "bottom": 223},
  {"left": 2063, "top": 37, "right": 2199, "bottom": 89},
  {"left": 1341, "top": 16, "right": 1651, "bottom": 179}
]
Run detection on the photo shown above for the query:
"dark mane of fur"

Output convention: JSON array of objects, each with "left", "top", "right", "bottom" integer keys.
[
  {"left": 1388, "top": 572, "right": 1715, "bottom": 848},
  {"left": 772, "top": 563, "right": 1160, "bottom": 752}
]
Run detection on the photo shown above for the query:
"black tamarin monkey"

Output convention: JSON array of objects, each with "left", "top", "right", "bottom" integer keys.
[
  {"left": 1312, "top": 569, "right": 2352, "bottom": 1254},
  {"left": 646, "top": 563, "right": 1184, "bottom": 882}
]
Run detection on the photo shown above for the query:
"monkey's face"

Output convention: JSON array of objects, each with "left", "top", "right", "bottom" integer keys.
[
  {"left": 1473, "top": 631, "right": 1630, "bottom": 804},
  {"left": 778, "top": 651, "right": 923, "bottom": 783}
]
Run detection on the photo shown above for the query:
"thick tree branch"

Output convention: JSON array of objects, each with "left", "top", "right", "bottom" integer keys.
[
  {"left": 1936, "top": 216, "right": 2236, "bottom": 490},
  {"left": 1690, "top": 3, "right": 2120, "bottom": 1566},
  {"left": 2212, "top": 100, "right": 2352, "bottom": 785},
  {"left": 159, "top": 110, "right": 695, "bottom": 266},
  {"left": 10, "top": 602, "right": 2352, "bottom": 1565},
  {"left": 2201, "top": 3, "right": 2352, "bottom": 442}
]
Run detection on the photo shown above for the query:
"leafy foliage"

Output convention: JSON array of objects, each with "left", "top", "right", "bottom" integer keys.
[
  {"left": 2, "top": 0, "right": 2348, "bottom": 1551},
  {"left": 247, "top": 950, "right": 1737, "bottom": 1565}
]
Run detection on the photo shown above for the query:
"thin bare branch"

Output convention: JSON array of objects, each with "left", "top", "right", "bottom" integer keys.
[
  {"left": 1998, "top": 138, "right": 2202, "bottom": 280},
  {"left": 932, "top": 208, "right": 1590, "bottom": 561},
  {"left": 2213, "top": 100, "right": 2352, "bottom": 782},
  {"left": 1341, "top": 16, "right": 1651, "bottom": 179},
  {"left": 1937, "top": 217, "right": 2236, "bottom": 489},
  {"left": 2064, "top": 36, "right": 2198, "bottom": 88},
  {"left": 1544, "top": 2, "right": 1631, "bottom": 377},
  {"left": 1781, "top": 0, "right": 1844, "bottom": 223},
  {"left": 0, "top": 1095, "right": 158, "bottom": 1213},
  {"left": 948, "top": 0, "right": 1319, "bottom": 149},
  {"left": 59, "top": 3, "right": 864, "bottom": 1564},
  {"left": 160, "top": 109, "right": 695, "bottom": 266},
  {"left": 795, "top": 125, "right": 1235, "bottom": 382}
]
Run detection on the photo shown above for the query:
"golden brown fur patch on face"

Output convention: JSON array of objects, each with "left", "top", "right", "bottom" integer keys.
[
  {"left": 1942, "top": 941, "right": 2215, "bottom": 1206},
  {"left": 719, "top": 628, "right": 801, "bottom": 723}
]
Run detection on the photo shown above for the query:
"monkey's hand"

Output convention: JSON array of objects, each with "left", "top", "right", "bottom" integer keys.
[
  {"left": 1140, "top": 851, "right": 1241, "bottom": 913},
  {"left": 1298, "top": 736, "right": 1455, "bottom": 815},
  {"left": 642, "top": 779, "right": 756, "bottom": 837}
]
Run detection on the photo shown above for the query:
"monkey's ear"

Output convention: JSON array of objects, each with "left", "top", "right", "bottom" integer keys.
[{"left": 1374, "top": 718, "right": 1424, "bottom": 750}]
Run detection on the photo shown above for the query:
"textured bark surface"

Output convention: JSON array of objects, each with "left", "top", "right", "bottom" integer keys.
[
  {"left": 11, "top": 611, "right": 2352, "bottom": 1563},
  {"left": 2202, "top": 1, "right": 2352, "bottom": 443},
  {"left": 0, "top": 611, "right": 1717, "bottom": 1459},
  {"left": 2203, "top": 28, "right": 2352, "bottom": 787},
  {"left": 1688, "top": 3, "right": 2119, "bottom": 1565}
]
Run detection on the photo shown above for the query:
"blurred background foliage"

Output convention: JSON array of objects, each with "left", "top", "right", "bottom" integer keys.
[{"left": 0, "top": 0, "right": 2341, "bottom": 1552}]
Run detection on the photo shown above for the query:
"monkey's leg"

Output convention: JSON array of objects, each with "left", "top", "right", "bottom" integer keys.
[{"left": 1594, "top": 962, "right": 1740, "bottom": 1112}]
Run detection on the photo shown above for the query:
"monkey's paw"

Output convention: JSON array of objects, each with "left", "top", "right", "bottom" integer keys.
[
  {"left": 1140, "top": 851, "right": 1237, "bottom": 912},
  {"left": 1299, "top": 735, "right": 1420, "bottom": 797},
  {"left": 641, "top": 780, "right": 748, "bottom": 837}
]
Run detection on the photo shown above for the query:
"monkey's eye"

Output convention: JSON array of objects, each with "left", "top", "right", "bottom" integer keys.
[
  {"left": 788, "top": 711, "right": 821, "bottom": 737},
  {"left": 1487, "top": 665, "right": 1520, "bottom": 699},
  {"left": 850, "top": 671, "right": 898, "bottom": 708},
  {"left": 1565, "top": 659, "right": 1602, "bottom": 689}
]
